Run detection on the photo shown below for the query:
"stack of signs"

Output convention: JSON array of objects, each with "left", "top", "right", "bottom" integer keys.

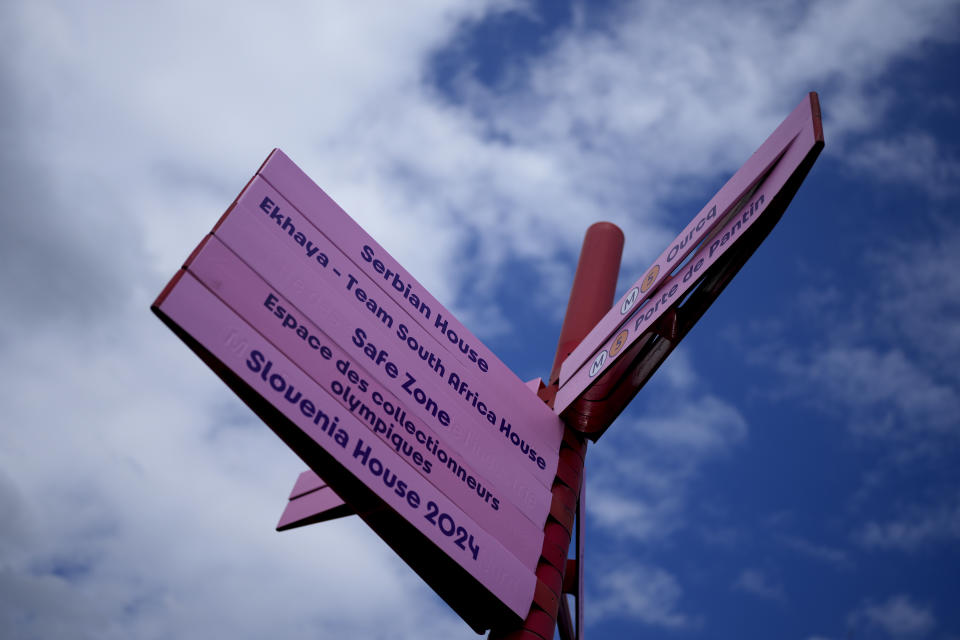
[
  {"left": 554, "top": 93, "right": 825, "bottom": 438},
  {"left": 152, "top": 150, "right": 564, "bottom": 632}
]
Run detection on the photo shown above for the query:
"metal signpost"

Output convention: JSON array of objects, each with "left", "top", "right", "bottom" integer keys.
[{"left": 153, "top": 92, "right": 824, "bottom": 638}]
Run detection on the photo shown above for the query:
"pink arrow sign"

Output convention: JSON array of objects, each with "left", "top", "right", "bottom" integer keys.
[
  {"left": 559, "top": 92, "right": 822, "bottom": 389},
  {"left": 154, "top": 271, "right": 537, "bottom": 623},
  {"left": 556, "top": 93, "right": 824, "bottom": 416}
]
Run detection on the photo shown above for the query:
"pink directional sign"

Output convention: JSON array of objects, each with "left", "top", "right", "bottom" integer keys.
[
  {"left": 150, "top": 149, "right": 569, "bottom": 630},
  {"left": 555, "top": 93, "right": 824, "bottom": 420},
  {"left": 560, "top": 94, "right": 819, "bottom": 386},
  {"left": 277, "top": 477, "right": 352, "bottom": 531},
  {"left": 155, "top": 272, "right": 536, "bottom": 625}
]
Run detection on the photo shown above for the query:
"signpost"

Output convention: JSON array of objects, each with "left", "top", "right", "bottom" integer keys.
[
  {"left": 153, "top": 92, "right": 824, "bottom": 638},
  {"left": 153, "top": 150, "right": 567, "bottom": 631}
]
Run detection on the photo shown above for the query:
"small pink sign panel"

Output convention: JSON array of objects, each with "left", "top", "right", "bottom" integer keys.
[
  {"left": 277, "top": 482, "right": 353, "bottom": 531},
  {"left": 257, "top": 149, "right": 563, "bottom": 455},
  {"left": 289, "top": 469, "right": 327, "bottom": 500},
  {"left": 558, "top": 92, "right": 823, "bottom": 389},
  {"left": 185, "top": 234, "right": 546, "bottom": 568},
  {"left": 555, "top": 93, "right": 824, "bottom": 414},
  {"left": 155, "top": 271, "right": 536, "bottom": 622},
  {"left": 210, "top": 180, "right": 559, "bottom": 492}
]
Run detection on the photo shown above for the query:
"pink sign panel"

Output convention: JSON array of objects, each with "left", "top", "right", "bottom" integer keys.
[
  {"left": 155, "top": 271, "right": 537, "bottom": 619},
  {"left": 256, "top": 150, "right": 564, "bottom": 452},
  {"left": 277, "top": 482, "right": 352, "bottom": 531},
  {"left": 185, "top": 234, "right": 546, "bottom": 567},
  {"left": 559, "top": 93, "right": 823, "bottom": 388},
  {"left": 210, "top": 178, "right": 559, "bottom": 492},
  {"left": 555, "top": 93, "right": 824, "bottom": 414},
  {"left": 289, "top": 469, "right": 327, "bottom": 500}
]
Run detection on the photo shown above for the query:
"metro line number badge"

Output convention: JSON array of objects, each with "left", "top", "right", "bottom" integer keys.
[
  {"left": 590, "top": 328, "right": 630, "bottom": 378},
  {"left": 620, "top": 287, "right": 639, "bottom": 315},
  {"left": 609, "top": 330, "right": 629, "bottom": 358},
  {"left": 640, "top": 264, "right": 659, "bottom": 294},
  {"left": 588, "top": 349, "right": 607, "bottom": 377},
  {"left": 619, "top": 264, "right": 660, "bottom": 317}
]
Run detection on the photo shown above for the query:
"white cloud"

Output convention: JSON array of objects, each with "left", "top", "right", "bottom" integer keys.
[
  {"left": 589, "top": 562, "right": 693, "bottom": 629},
  {"left": 847, "top": 132, "right": 960, "bottom": 199},
  {"left": 633, "top": 395, "right": 749, "bottom": 455},
  {"left": 775, "top": 345, "right": 960, "bottom": 440},
  {"left": 588, "top": 489, "right": 685, "bottom": 542},
  {"left": 656, "top": 346, "right": 699, "bottom": 391},
  {"left": 870, "top": 221, "right": 960, "bottom": 385},
  {"left": 848, "top": 595, "right": 936, "bottom": 638},
  {"left": 6, "top": 0, "right": 956, "bottom": 333},
  {"left": 587, "top": 392, "right": 747, "bottom": 541},
  {"left": 779, "top": 535, "right": 853, "bottom": 569},
  {"left": 747, "top": 219, "right": 960, "bottom": 556},
  {"left": 755, "top": 216, "right": 960, "bottom": 458},
  {"left": 456, "top": 0, "right": 960, "bottom": 228},
  {"left": 732, "top": 568, "right": 786, "bottom": 602},
  {"left": 856, "top": 494, "right": 960, "bottom": 551}
]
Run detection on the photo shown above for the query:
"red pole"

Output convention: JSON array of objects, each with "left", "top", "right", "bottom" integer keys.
[
  {"left": 549, "top": 222, "right": 624, "bottom": 385},
  {"left": 489, "top": 222, "right": 623, "bottom": 640}
]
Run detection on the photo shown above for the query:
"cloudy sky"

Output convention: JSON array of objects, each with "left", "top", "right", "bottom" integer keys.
[{"left": 2, "top": 1, "right": 959, "bottom": 638}]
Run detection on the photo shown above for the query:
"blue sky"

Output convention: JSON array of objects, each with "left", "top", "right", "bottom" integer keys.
[{"left": 1, "top": 1, "right": 958, "bottom": 639}]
